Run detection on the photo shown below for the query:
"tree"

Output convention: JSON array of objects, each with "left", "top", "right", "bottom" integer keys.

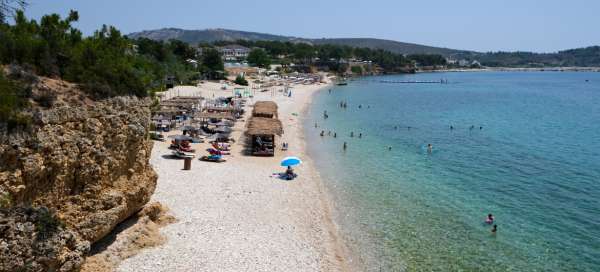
[
  {"left": 0, "top": 0, "right": 27, "bottom": 23},
  {"left": 247, "top": 48, "right": 271, "bottom": 68},
  {"left": 200, "top": 48, "right": 224, "bottom": 79},
  {"left": 234, "top": 74, "right": 248, "bottom": 86}
]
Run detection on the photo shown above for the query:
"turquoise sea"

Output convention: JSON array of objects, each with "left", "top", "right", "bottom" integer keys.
[{"left": 305, "top": 72, "right": 600, "bottom": 271}]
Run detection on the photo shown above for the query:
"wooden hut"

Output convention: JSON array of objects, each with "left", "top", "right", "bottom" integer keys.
[
  {"left": 252, "top": 101, "right": 278, "bottom": 118},
  {"left": 246, "top": 117, "right": 283, "bottom": 156}
]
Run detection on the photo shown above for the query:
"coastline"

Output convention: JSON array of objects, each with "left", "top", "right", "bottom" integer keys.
[
  {"left": 416, "top": 66, "right": 600, "bottom": 73},
  {"left": 117, "top": 82, "right": 352, "bottom": 271}
]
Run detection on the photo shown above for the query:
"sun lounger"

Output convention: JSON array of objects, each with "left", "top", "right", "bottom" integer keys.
[
  {"left": 200, "top": 155, "right": 226, "bottom": 163},
  {"left": 172, "top": 150, "right": 195, "bottom": 159}
]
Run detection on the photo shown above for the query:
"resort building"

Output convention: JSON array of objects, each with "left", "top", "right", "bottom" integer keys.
[{"left": 218, "top": 44, "right": 251, "bottom": 61}]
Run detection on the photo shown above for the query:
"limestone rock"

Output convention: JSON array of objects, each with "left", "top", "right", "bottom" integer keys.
[{"left": 0, "top": 96, "right": 157, "bottom": 272}]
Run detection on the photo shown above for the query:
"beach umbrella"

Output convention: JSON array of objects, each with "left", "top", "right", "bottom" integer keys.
[
  {"left": 215, "top": 121, "right": 233, "bottom": 127},
  {"left": 168, "top": 135, "right": 193, "bottom": 141},
  {"left": 207, "top": 133, "right": 230, "bottom": 140},
  {"left": 215, "top": 126, "right": 232, "bottom": 133},
  {"left": 281, "top": 156, "right": 302, "bottom": 167},
  {"left": 180, "top": 125, "right": 197, "bottom": 131}
]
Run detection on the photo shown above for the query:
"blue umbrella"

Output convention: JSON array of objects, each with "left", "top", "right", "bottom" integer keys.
[{"left": 281, "top": 156, "right": 302, "bottom": 167}]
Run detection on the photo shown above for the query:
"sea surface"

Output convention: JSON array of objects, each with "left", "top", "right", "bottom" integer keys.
[{"left": 304, "top": 72, "right": 600, "bottom": 271}]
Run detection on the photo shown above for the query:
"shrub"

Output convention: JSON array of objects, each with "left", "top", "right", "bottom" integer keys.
[
  {"left": 234, "top": 74, "right": 248, "bottom": 86},
  {"left": 0, "top": 192, "right": 12, "bottom": 208},
  {"left": 35, "top": 207, "right": 65, "bottom": 240}
]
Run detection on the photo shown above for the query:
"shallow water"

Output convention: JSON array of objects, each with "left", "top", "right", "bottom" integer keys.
[{"left": 305, "top": 72, "right": 600, "bottom": 271}]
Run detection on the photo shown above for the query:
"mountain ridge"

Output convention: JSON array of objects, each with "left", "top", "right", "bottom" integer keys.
[
  {"left": 127, "top": 28, "right": 472, "bottom": 57},
  {"left": 128, "top": 28, "right": 600, "bottom": 67}
]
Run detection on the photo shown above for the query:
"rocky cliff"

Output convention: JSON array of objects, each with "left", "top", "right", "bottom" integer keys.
[{"left": 0, "top": 80, "right": 157, "bottom": 272}]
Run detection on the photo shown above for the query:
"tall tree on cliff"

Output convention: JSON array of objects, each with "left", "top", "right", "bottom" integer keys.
[{"left": 0, "top": 0, "right": 27, "bottom": 23}]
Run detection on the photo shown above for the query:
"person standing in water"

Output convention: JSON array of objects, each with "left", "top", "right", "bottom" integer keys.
[
  {"left": 486, "top": 214, "right": 494, "bottom": 224},
  {"left": 358, "top": 133, "right": 362, "bottom": 138},
  {"left": 491, "top": 224, "right": 497, "bottom": 234},
  {"left": 350, "top": 132, "right": 354, "bottom": 137},
  {"left": 427, "top": 144, "right": 433, "bottom": 153},
  {"left": 333, "top": 132, "right": 337, "bottom": 138},
  {"left": 343, "top": 142, "right": 347, "bottom": 150},
  {"left": 320, "top": 130, "right": 324, "bottom": 137}
]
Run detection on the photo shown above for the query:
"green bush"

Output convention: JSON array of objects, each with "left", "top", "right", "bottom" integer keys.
[
  {"left": 0, "top": 192, "right": 12, "bottom": 208},
  {"left": 35, "top": 207, "right": 65, "bottom": 240},
  {"left": 0, "top": 73, "right": 31, "bottom": 132},
  {"left": 234, "top": 74, "right": 248, "bottom": 86}
]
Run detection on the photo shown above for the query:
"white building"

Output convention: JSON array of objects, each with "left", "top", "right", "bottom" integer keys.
[{"left": 218, "top": 45, "right": 251, "bottom": 61}]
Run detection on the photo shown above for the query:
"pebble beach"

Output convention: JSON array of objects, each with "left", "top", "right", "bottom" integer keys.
[{"left": 117, "top": 82, "right": 349, "bottom": 271}]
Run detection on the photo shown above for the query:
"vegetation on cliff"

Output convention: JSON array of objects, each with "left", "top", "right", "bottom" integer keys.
[
  {"left": 0, "top": 10, "right": 199, "bottom": 99},
  {"left": 0, "top": 9, "right": 201, "bottom": 132}
]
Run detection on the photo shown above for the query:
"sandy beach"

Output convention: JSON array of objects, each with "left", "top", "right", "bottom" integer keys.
[{"left": 117, "top": 81, "right": 349, "bottom": 271}]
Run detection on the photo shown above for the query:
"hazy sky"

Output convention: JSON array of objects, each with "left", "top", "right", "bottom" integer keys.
[{"left": 23, "top": 0, "right": 600, "bottom": 53}]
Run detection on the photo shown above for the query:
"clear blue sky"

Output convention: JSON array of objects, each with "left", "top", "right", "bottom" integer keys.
[{"left": 23, "top": 0, "right": 600, "bottom": 53}]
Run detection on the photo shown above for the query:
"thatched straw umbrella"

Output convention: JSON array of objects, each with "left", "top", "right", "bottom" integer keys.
[
  {"left": 252, "top": 101, "right": 278, "bottom": 118},
  {"left": 245, "top": 117, "right": 283, "bottom": 156}
]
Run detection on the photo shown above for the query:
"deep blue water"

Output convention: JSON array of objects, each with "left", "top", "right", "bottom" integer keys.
[{"left": 305, "top": 72, "right": 600, "bottom": 271}]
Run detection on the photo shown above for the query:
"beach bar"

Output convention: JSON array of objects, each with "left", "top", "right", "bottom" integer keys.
[
  {"left": 246, "top": 117, "right": 283, "bottom": 156},
  {"left": 252, "top": 101, "right": 278, "bottom": 119}
]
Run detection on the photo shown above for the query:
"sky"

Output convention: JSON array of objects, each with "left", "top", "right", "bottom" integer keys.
[{"left": 23, "top": 0, "right": 600, "bottom": 53}]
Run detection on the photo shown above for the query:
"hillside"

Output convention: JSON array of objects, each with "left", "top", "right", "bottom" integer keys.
[
  {"left": 128, "top": 28, "right": 600, "bottom": 67},
  {"left": 128, "top": 28, "right": 469, "bottom": 56},
  {"left": 310, "top": 38, "right": 470, "bottom": 57}
]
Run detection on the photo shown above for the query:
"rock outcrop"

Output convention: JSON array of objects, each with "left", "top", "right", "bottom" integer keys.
[{"left": 0, "top": 92, "right": 157, "bottom": 271}]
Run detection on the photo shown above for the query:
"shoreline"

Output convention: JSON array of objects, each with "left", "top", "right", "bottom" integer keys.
[{"left": 117, "top": 81, "right": 352, "bottom": 271}]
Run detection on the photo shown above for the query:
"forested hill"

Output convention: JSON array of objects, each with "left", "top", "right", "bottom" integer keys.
[
  {"left": 129, "top": 28, "right": 600, "bottom": 67},
  {"left": 127, "top": 28, "right": 469, "bottom": 56}
]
